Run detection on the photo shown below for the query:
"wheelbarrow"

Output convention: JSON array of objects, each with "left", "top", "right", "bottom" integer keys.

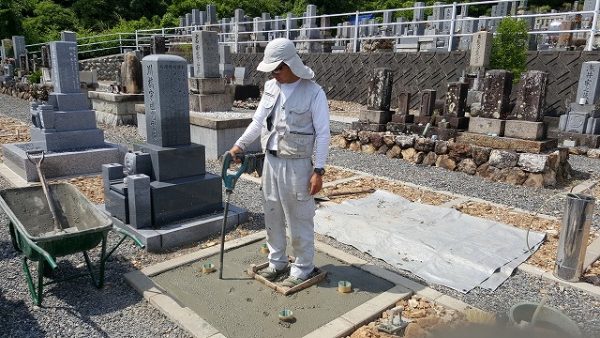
[{"left": 0, "top": 182, "right": 144, "bottom": 306}]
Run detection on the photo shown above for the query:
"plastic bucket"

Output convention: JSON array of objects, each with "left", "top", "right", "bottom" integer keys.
[{"left": 508, "top": 302, "right": 581, "bottom": 337}]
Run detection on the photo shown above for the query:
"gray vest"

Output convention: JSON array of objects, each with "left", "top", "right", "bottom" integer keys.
[{"left": 260, "top": 79, "right": 321, "bottom": 158}]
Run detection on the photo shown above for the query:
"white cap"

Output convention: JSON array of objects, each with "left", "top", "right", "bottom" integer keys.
[{"left": 257, "top": 38, "right": 314, "bottom": 79}]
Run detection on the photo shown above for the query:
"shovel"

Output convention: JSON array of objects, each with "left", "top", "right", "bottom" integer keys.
[{"left": 27, "top": 151, "right": 63, "bottom": 233}]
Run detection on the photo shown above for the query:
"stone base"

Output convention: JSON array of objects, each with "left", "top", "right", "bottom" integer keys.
[
  {"left": 446, "top": 116, "right": 469, "bottom": 129},
  {"left": 189, "top": 93, "right": 233, "bottom": 112},
  {"left": 547, "top": 129, "right": 600, "bottom": 148},
  {"left": 358, "top": 110, "right": 393, "bottom": 124},
  {"left": 416, "top": 115, "right": 435, "bottom": 125},
  {"left": 504, "top": 120, "right": 545, "bottom": 140},
  {"left": 406, "top": 125, "right": 459, "bottom": 141},
  {"left": 2, "top": 142, "right": 125, "bottom": 182},
  {"left": 468, "top": 117, "right": 506, "bottom": 136},
  {"left": 108, "top": 203, "right": 249, "bottom": 252},
  {"left": 30, "top": 127, "right": 106, "bottom": 152},
  {"left": 391, "top": 114, "right": 414, "bottom": 123},
  {"left": 189, "top": 112, "right": 260, "bottom": 160},
  {"left": 386, "top": 122, "right": 407, "bottom": 133},
  {"left": 188, "top": 77, "right": 226, "bottom": 94},
  {"left": 457, "top": 132, "right": 558, "bottom": 154},
  {"left": 351, "top": 121, "right": 386, "bottom": 132},
  {"left": 88, "top": 91, "right": 144, "bottom": 126}
]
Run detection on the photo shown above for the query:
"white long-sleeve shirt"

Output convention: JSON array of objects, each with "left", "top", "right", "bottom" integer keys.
[{"left": 235, "top": 79, "right": 330, "bottom": 168}]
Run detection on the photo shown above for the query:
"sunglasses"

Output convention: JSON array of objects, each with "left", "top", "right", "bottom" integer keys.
[{"left": 272, "top": 63, "right": 287, "bottom": 74}]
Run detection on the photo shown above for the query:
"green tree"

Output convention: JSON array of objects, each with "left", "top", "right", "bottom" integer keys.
[
  {"left": 0, "top": 0, "right": 35, "bottom": 38},
  {"left": 490, "top": 17, "right": 529, "bottom": 80},
  {"left": 21, "top": 1, "right": 80, "bottom": 43}
]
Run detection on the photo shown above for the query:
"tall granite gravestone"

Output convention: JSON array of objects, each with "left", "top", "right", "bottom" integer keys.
[
  {"left": 443, "top": 82, "right": 469, "bottom": 129},
  {"left": 150, "top": 35, "right": 166, "bottom": 54},
  {"left": 120, "top": 52, "right": 143, "bottom": 94},
  {"left": 480, "top": 70, "right": 513, "bottom": 119},
  {"left": 2, "top": 41, "right": 122, "bottom": 181},
  {"left": 189, "top": 31, "right": 232, "bottom": 112},
  {"left": 505, "top": 71, "right": 548, "bottom": 140},
  {"left": 12, "top": 36, "right": 26, "bottom": 69},
  {"left": 558, "top": 61, "right": 600, "bottom": 141},
  {"left": 218, "top": 45, "right": 234, "bottom": 79},
  {"left": 61, "top": 31, "right": 77, "bottom": 42},
  {"left": 469, "top": 31, "right": 492, "bottom": 74},
  {"left": 354, "top": 68, "right": 394, "bottom": 132},
  {"left": 102, "top": 54, "right": 246, "bottom": 251},
  {"left": 468, "top": 70, "right": 513, "bottom": 136}
]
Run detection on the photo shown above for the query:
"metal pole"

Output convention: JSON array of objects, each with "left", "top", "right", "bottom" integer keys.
[
  {"left": 135, "top": 30, "right": 139, "bottom": 51},
  {"left": 586, "top": 0, "right": 600, "bottom": 51},
  {"left": 353, "top": 11, "right": 360, "bottom": 53},
  {"left": 119, "top": 34, "right": 123, "bottom": 54},
  {"left": 448, "top": 2, "right": 457, "bottom": 52},
  {"left": 286, "top": 15, "right": 291, "bottom": 39}
]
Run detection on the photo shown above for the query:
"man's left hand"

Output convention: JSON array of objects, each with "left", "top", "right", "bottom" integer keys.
[{"left": 309, "top": 173, "right": 323, "bottom": 195}]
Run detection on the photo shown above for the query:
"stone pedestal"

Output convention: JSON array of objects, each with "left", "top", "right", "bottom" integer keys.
[
  {"left": 468, "top": 116, "right": 506, "bottom": 136},
  {"left": 358, "top": 109, "right": 393, "bottom": 124},
  {"left": 352, "top": 121, "right": 386, "bottom": 132},
  {"left": 457, "top": 132, "right": 558, "bottom": 154},
  {"left": 504, "top": 120, "right": 545, "bottom": 140},
  {"left": 189, "top": 111, "right": 260, "bottom": 160},
  {"left": 88, "top": 91, "right": 143, "bottom": 125}
]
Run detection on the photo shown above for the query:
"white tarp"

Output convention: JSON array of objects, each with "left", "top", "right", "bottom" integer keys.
[{"left": 315, "top": 190, "right": 545, "bottom": 293}]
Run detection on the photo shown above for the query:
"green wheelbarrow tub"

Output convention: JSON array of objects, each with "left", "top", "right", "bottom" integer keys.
[
  {"left": 0, "top": 183, "right": 113, "bottom": 259},
  {"left": 0, "top": 182, "right": 142, "bottom": 306}
]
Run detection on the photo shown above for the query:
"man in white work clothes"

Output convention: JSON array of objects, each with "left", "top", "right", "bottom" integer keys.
[{"left": 229, "top": 38, "right": 330, "bottom": 287}]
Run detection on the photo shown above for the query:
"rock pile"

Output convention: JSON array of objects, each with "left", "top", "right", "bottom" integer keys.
[{"left": 332, "top": 130, "right": 572, "bottom": 188}]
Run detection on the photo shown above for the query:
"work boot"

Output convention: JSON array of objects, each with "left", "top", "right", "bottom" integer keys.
[
  {"left": 258, "top": 266, "right": 287, "bottom": 281},
  {"left": 281, "top": 275, "right": 305, "bottom": 287}
]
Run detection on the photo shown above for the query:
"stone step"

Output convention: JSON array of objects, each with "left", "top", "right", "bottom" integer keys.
[{"left": 456, "top": 132, "right": 558, "bottom": 154}]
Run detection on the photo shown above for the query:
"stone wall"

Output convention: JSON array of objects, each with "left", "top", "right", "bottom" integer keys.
[
  {"left": 232, "top": 51, "right": 600, "bottom": 116},
  {"left": 331, "top": 131, "right": 571, "bottom": 189},
  {"left": 80, "top": 54, "right": 124, "bottom": 81}
]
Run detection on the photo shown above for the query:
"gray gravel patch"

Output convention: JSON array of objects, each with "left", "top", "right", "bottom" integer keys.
[{"left": 1, "top": 93, "right": 599, "bottom": 337}]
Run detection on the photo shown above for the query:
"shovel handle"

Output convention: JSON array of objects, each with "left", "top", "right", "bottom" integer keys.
[
  {"left": 26, "top": 151, "right": 62, "bottom": 232},
  {"left": 221, "top": 151, "right": 248, "bottom": 192}
]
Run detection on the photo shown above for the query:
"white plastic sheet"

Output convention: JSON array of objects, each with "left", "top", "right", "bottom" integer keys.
[{"left": 315, "top": 190, "right": 545, "bottom": 293}]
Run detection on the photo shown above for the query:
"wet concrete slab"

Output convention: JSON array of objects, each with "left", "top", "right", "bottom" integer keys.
[{"left": 144, "top": 237, "right": 399, "bottom": 338}]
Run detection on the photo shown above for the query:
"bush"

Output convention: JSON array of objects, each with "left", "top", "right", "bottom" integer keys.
[
  {"left": 490, "top": 17, "right": 529, "bottom": 81},
  {"left": 28, "top": 70, "right": 42, "bottom": 84}
]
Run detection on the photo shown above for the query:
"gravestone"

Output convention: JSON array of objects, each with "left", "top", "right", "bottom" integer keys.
[
  {"left": 432, "top": 2, "right": 444, "bottom": 31},
  {"left": 357, "top": 68, "right": 394, "bottom": 127},
  {"left": 509, "top": 70, "right": 548, "bottom": 122},
  {"left": 575, "top": 61, "right": 600, "bottom": 105},
  {"left": 469, "top": 31, "right": 492, "bottom": 72},
  {"left": 61, "top": 31, "right": 77, "bottom": 42},
  {"left": 41, "top": 45, "right": 50, "bottom": 68},
  {"left": 480, "top": 70, "right": 513, "bottom": 119},
  {"left": 151, "top": 35, "right": 166, "bottom": 54},
  {"left": 419, "top": 89, "right": 436, "bottom": 118},
  {"left": 391, "top": 91, "right": 414, "bottom": 124},
  {"left": 179, "top": 16, "right": 185, "bottom": 27},
  {"left": 0, "top": 44, "right": 5, "bottom": 63},
  {"left": 219, "top": 45, "right": 234, "bottom": 78},
  {"left": 120, "top": 52, "right": 143, "bottom": 94},
  {"left": 192, "top": 9, "right": 200, "bottom": 25},
  {"left": 2, "top": 40, "right": 121, "bottom": 182},
  {"left": 12, "top": 36, "right": 26, "bottom": 69},
  {"left": 190, "top": 31, "right": 232, "bottom": 112},
  {"left": 103, "top": 54, "right": 245, "bottom": 251},
  {"left": 192, "top": 31, "right": 220, "bottom": 78},
  {"left": 444, "top": 82, "right": 469, "bottom": 118},
  {"left": 206, "top": 4, "right": 217, "bottom": 25},
  {"left": 185, "top": 13, "right": 192, "bottom": 27}
]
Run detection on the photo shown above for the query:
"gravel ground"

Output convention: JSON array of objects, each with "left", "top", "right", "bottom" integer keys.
[{"left": 1, "top": 94, "right": 599, "bottom": 337}]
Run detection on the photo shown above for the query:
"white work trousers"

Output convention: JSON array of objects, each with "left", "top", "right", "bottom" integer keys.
[{"left": 262, "top": 152, "right": 316, "bottom": 279}]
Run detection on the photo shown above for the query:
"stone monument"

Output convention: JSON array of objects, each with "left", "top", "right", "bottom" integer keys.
[
  {"left": 102, "top": 54, "right": 247, "bottom": 251},
  {"left": 88, "top": 51, "right": 144, "bottom": 125},
  {"left": 505, "top": 70, "right": 548, "bottom": 140},
  {"left": 468, "top": 70, "right": 513, "bottom": 136},
  {"left": 556, "top": 61, "right": 600, "bottom": 147},
  {"left": 353, "top": 68, "right": 394, "bottom": 132},
  {"left": 2, "top": 41, "right": 122, "bottom": 182},
  {"left": 189, "top": 30, "right": 232, "bottom": 112},
  {"left": 11, "top": 36, "right": 26, "bottom": 70}
]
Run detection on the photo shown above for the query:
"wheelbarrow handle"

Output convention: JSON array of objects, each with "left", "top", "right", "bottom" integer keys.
[
  {"left": 221, "top": 151, "right": 249, "bottom": 192},
  {"left": 113, "top": 227, "right": 145, "bottom": 249},
  {"left": 18, "top": 230, "right": 58, "bottom": 270}
]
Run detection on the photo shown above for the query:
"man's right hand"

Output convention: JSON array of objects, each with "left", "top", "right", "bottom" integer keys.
[{"left": 229, "top": 145, "right": 243, "bottom": 163}]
